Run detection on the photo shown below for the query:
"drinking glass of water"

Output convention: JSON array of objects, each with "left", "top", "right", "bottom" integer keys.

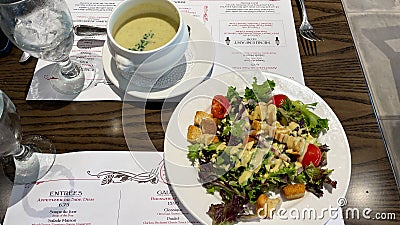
[
  {"left": 0, "top": 0, "right": 92, "bottom": 95},
  {"left": 0, "top": 89, "right": 55, "bottom": 184}
]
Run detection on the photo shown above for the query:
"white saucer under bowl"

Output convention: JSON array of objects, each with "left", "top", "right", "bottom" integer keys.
[{"left": 102, "top": 12, "right": 215, "bottom": 100}]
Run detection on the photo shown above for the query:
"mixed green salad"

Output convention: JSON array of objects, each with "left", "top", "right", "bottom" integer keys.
[{"left": 186, "top": 78, "right": 337, "bottom": 225}]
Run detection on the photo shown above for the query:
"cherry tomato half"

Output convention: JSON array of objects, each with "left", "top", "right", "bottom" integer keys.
[
  {"left": 211, "top": 95, "right": 230, "bottom": 119},
  {"left": 302, "top": 144, "right": 322, "bottom": 167},
  {"left": 271, "top": 94, "right": 289, "bottom": 108}
]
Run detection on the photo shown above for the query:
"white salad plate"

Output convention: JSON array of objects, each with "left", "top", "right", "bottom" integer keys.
[
  {"left": 164, "top": 71, "right": 351, "bottom": 225},
  {"left": 102, "top": 12, "right": 215, "bottom": 100}
]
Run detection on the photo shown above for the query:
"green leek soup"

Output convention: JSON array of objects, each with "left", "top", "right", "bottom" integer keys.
[{"left": 114, "top": 13, "right": 179, "bottom": 51}]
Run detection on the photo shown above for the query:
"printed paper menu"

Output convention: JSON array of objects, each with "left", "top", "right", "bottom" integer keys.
[
  {"left": 27, "top": 0, "right": 303, "bottom": 101},
  {"left": 3, "top": 151, "right": 345, "bottom": 225},
  {"left": 3, "top": 151, "right": 201, "bottom": 225}
]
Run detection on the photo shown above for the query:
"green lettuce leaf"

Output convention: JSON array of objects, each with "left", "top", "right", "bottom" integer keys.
[
  {"left": 244, "top": 77, "right": 275, "bottom": 102},
  {"left": 280, "top": 99, "right": 329, "bottom": 136}
]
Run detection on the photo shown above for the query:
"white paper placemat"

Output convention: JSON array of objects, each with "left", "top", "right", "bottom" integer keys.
[{"left": 3, "top": 151, "right": 345, "bottom": 225}]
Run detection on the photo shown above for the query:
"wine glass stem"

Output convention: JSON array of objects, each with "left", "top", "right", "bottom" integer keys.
[
  {"left": 58, "top": 57, "right": 81, "bottom": 79},
  {"left": 13, "top": 144, "right": 33, "bottom": 161}
]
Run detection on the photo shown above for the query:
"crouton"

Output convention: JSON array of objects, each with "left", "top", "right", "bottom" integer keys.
[
  {"left": 282, "top": 183, "right": 306, "bottom": 200},
  {"left": 255, "top": 194, "right": 281, "bottom": 219},
  {"left": 199, "top": 134, "right": 217, "bottom": 145},
  {"left": 194, "top": 111, "right": 213, "bottom": 126},
  {"left": 201, "top": 117, "right": 217, "bottom": 134},
  {"left": 256, "top": 194, "right": 269, "bottom": 215},
  {"left": 187, "top": 125, "right": 202, "bottom": 143}
]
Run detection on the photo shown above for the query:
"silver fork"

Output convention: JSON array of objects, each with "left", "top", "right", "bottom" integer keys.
[
  {"left": 299, "top": 35, "right": 318, "bottom": 56},
  {"left": 298, "top": 0, "right": 322, "bottom": 42}
]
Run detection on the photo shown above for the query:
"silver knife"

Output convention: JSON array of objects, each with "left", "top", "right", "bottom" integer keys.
[{"left": 73, "top": 25, "right": 107, "bottom": 36}]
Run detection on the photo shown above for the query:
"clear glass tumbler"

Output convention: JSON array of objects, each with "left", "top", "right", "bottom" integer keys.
[
  {"left": 0, "top": 89, "right": 55, "bottom": 184},
  {"left": 0, "top": 0, "right": 92, "bottom": 95}
]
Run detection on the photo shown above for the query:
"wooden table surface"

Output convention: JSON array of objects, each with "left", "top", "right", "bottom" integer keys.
[{"left": 1, "top": 0, "right": 399, "bottom": 224}]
